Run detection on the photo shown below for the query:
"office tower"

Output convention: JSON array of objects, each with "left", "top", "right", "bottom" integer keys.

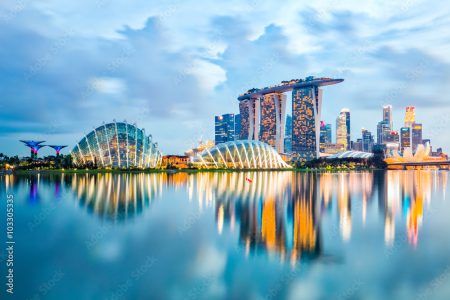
[
  {"left": 383, "top": 131, "right": 400, "bottom": 144},
  {"left": 284, "top": 114, "right": 292, "bottom": 154},
  {"left": 362, "top": 128, "right": 374, "bottom": 152},
  {"left": 404, "top": 106, "right": 416, "bottom": 127},
  {"left": 411, "top": 123, "right": 423, "bottom": 152},
  {"left": 336, "top": 110, "right": 348, "bottom": 149},
  {"left": 239, "top": 97, "right": 260, "bottom": 140},
  {"left": 234, "top": 114, "right": 241, "bottom": 140},
  {"left": 215, "top": 114, "right": 235, "bottom": 145},
  {"left": 400, "top": 127, "right": 411, "bottom": 154},
  {"left": 352, "top": 139, "right": 363, "bottom": 151},
  {"left": 260, "top": 93, "right": 287, "bottom": 153},
  {"left": 320, "top": 122, "right": 332, "bottom": 145},
  {"left": 383, "top": 105, "right": 393, "bottom": 130},
  {"left": 292, "top": 86, "right": 323, "bottom": 160},
  {"left": 377, "top": 120, "right": 391, "bottom": 145},
  {"left": 343, "top": 109, "right": 351, "bottom": 149}
]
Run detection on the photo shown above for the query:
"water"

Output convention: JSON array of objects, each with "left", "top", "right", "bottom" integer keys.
[{"left": 1, "top": 170, "right": 450, "bottom": 300}]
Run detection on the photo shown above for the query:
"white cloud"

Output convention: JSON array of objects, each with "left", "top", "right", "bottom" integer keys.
[{"left": 90, "top": 77, "right": 126, "bottom": 95}]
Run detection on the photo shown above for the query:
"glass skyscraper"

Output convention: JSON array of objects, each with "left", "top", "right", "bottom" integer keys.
[
  {"left": 215, "top": 114, "right": 236, "bottom": 145},
  {"left": 284, "top": 114, "right": 292, "bottom": 154},
  {"left": 320, "top": 122, "right": 332, "bottom": 144},
  {"left": 383, "top": 105, "right": 393, "bottom": 130},
  {"left": 336, "top": 110, "right": 348, "bottom": 149},
  {"left": 400, "top": 127, "right": 411, "bottom": 153},
  {"left": 412, "top": 123, "right": 423, "bottom": 152},
  {"left": 292, "top": 86, "right": 323, "bottom": 160},
  {"left": 234, "top": 114, "right": 241, "bottom": 140}
]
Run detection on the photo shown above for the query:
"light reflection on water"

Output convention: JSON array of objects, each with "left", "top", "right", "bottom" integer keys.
[{"left": 1, "top": 170, "right": 450, "bottom": 299}]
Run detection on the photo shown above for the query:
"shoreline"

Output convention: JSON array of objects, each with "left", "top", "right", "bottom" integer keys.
[{"left": 1, "top": 167, "right": 386, "bottom": 175}]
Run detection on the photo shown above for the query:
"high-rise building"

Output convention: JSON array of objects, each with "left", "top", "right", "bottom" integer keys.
[
  {"left": 292, "top": 86, "right": 323, "bottom": 160},
  {"left": 238, "top": 76, "right": 344, "bottom": 159},
  {"left": 377, "top": 120, "right": 391, "bottom": 145},
  {"left": 215, "top": 114, "right": 235, "bottom": 145},
  {"left": 239, "top": 97, "right": 260, "bottom": 140},
  {"left": 336, "top": 110, "right": 348, "bottom": 149},
  {"left": 384, "top": 131, "right": 400, "bottom": 144},
  {"left": 400, "top": 127, "right": 411, "bottom": 154},
  {"left": 343, "top": 109, "right": 351, "bottom": 149},
  {"left": 234, "top": 114, "right": 241, "bottom": 140},
  {"left": 383, "top": 105, "right": 393, "bottom": 130},
  {"left": 320, "top": 121, "right": 332, "bottom": 145},
  {"left": 284, "top": 114, "right": 292, "bottom": 154},
  {"left": 411, "top": 123, "right": 423, "bottom": 152},
  {"left": 352, "top": 139, "right": 363, "bottom": 151},
  {"left": 362, "top": 128, "right": 374, "bottom": 152},
  {"left": 404, "top": 106, "right": 416, "bottom": 128},
  {"left": 260, "top": 93, "right": 287, "bottom": 153}
]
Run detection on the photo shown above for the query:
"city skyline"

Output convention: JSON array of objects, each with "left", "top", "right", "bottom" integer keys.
[{"left": 1, "top": 1, "right": 450, "bottom": 156}]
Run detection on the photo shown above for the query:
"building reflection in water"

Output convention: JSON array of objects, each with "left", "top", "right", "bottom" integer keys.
[
  {"left": 1, "top": 170, "right": 448, "bottom": 260},
  {"left": 186, "top": 170, "right": 448, "bottom": 264},
  {"left": 70, "top": 173, "right": 163, "bottom": 221}
]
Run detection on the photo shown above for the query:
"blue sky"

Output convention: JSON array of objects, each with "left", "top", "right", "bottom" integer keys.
[{"left": 1, "top": 0, "right": 450, "bottom": 156}]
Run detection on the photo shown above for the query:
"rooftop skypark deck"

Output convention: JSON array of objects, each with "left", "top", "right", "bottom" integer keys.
[{"left": 237, "top": 76, "right": 344, "bottom": 101}]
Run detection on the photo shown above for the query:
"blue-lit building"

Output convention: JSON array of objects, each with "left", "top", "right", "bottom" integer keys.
[
  {"left": 215, "top": 114, "right": 236, "bottom": 145},
  {"left": 234, "top": 114, "right": 241, "bottom": 140},
  {"left": 284, "top": 114, "right": 292, "bottom": 153},
  {"left": 362, "top": 129, "right": 374, "bottom": 152},
  {"left": 320, "top": 122, "right": 332, "bottom": 144}
]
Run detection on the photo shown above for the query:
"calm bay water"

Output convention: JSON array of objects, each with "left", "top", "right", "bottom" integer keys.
[{"left": 1, "top": 170, "right": 450, "bottom": 300}]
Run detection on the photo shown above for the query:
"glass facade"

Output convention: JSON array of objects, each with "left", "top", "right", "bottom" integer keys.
[
  {"left": 192, "top": 140, "right": 290, "bottom": 169},
  {"left": 71, "top": 122, "right": 162, "bottom": 168},
  {"left": 400, "top": 127, "right": 411, "bottom": 154},
  {"left": 215, "top": 114, "right": 235, "bottom": 145},
  {"left": 336, "top": 111, "right": 348, "bottom": 149},
  {"left": 292, "top": 86, "right": 323, "bottom": 161},
  {"left": 412, "top": 123, "right": 423, "bottom": 152}
]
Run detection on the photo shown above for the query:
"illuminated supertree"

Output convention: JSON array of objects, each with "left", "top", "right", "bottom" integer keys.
[
  {"left": 48, "top": 145, "right": 68, "bottom": 156},
  {"left": 20, "top": 140, "right": 46, "bottom": 159}
]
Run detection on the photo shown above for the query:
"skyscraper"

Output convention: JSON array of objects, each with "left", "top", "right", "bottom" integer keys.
[
  {"left": 404, "top": 106, "right": 416, "bottom": 128},
  {"left": 284, "top": 114, "right": 292, "bottom": 154},
  {"left": 234, "top": 114, "right": 241, "bottom": 140},
  {"left": 377, "top": 120, "right": 391, "bottom": 145},
  {"left": 239, "top": 97, "right": 260, "bottom": 140},
  {"left": 412, "top": 123, "right": 423, "bottom": 152},
  {"left": 320, "top": 122, "right": 332, "bottom": 144},
  {"left": 361, "top": 128, "right": 374, "bottom": 152},
  {"left": 336, "top": 110, "right": 348, "bottom": 149},
  {"left": 400, "top": 127, "right": 411, "bottom": 154},
  {"left": 292, "top": 86, "right": 323, "bottom": 160},
  {"left": 383, "top": 105, "right": 393, "bottom": 130},
  {"left": 260, "top": 93, "right": 287, "bottom": 153},
  {"left": 215, "top": 114, "right": 235, "bottom": 145}
]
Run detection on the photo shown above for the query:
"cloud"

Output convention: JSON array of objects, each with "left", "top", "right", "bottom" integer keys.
[{"left": 1, "top": 0, "right": 450, "bottom": 155}]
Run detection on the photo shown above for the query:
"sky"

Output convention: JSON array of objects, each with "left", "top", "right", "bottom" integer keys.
[{"left": 1, "top": 0, "right": 450, "bottom": 156}]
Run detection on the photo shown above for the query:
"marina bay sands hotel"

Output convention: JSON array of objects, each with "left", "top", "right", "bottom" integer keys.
[{"left": 237, "top": 76, "right": 343, "bottom": 160}]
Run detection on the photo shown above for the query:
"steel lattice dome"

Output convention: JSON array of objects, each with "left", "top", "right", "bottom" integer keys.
[
  {"left": 71, "top": 121, "right": 162, "bottom": 168},
  {"left": 192, "top": 140, "right": 291, "bottom": 169}
]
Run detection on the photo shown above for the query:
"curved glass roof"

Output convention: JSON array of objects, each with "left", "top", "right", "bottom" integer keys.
[
  {"left": 192, "top": 140, "right": 291, "bottom": 169},
  {"left": 71, "top": 122, "right": 162, "bottom": 168},
  {"left": 327, "top": 151, "right": 374, "bottom": 159}
]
